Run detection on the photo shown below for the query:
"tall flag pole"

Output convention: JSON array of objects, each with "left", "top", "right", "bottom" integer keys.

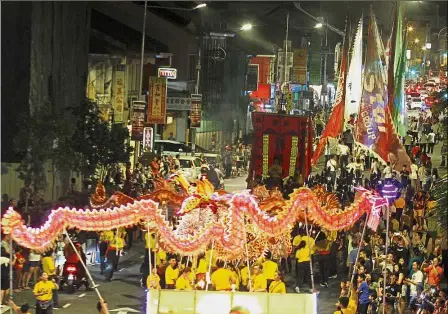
[
  {"left": 345, "top": 16, "right": 363, "bottom": 123},
  {"left": 311, "top": 12, "right": 351, "bottom": 166},
  {"left": 393, "top": 4, "right": 408, "bottom": 136},
  {"left": 354, "top": 7, "right": 410, "bottom": 170}
]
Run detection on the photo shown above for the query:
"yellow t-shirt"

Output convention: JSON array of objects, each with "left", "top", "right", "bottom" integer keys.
[
  {"left": 211, "top": 268, "right": 233, "bottom": 291},
  {"left": 175, "top": 275, "right": 192, "bottom": 290},
  {"left": 252, "top": 274, "right": 267, "bottom": 292},
  {"left": 205, "top": 249, "right": 217, "bottom": 267},
  {"left": 146, "top": 274, "right": 161, "bottom": 289},
  {"left": 262, "top": 260, "right": 278, "bottom": 280},
  {"left": 232, "top": 270, "right": 240, "bottom": 290},
  {"left": 110, "top": 237, "right": 125, "bottom": 250},
  {"left": 197, "top": 258, "right": 207, "bottom": 274},
  {"left": 33, "top": 280, "right": 56, "bottom": 301},
  {"left": 301, "top": 235, "right": 315, "bottom": 254},
  {"left": 394, "top": 197, "right": 406, "bottom": 209},
  {"left": 269, "top": 281, "right": 286, "bottom": 293},
  {"left": 100, "top": 231, "right": 114, "bottom": 242},
  {"left": 165, "top": 266, "right": 180, "bottom": 285},
  {"left": 240, "top": 267, "right": 249, "bottom": 286},
  {"left": 41, "top": 257, "right": 56, "bottom": 276},
  {"left": 295, "top": 247, "right": 311, "bottom": 263},
  {"left": 145, "top": 232, "right": 156, "bottom": 250},
  {"left": 156, "top": 250, "right": 167, "bottom": 265},
  {"left": 292, "top": 235, "right": 302, "bottom": 247}
]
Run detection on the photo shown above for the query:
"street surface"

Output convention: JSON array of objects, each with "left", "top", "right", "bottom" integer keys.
[{"left": 2, "top": 175, "right": 341, "bottom": 314}]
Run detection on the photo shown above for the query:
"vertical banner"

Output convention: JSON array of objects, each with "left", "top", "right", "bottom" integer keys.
[
  {"left": 293, "top": 48, "right": 308, "bottom": 84},
  {"left": 190, "top": 94, "right": 202, "bottom": 128},
  {"left": 131, "top": 100, "right": 146, "bottom": 141},
  {"left": 143, "top": 127, "right": 153, "bottom": 151},
  {"left": 148, "top": 77, "right": 167, "bottom": 124},
  {"left": 112, "top": 65, "right": 126, "bottom": 123},
  {"left": 345, "top": 17, "right": 363, "bottom": 123},
  {"left": 308, "top": 35, "right": 322, "bottom": 85},
  {"left": 355, "top": 11, "right": 410, "bottom": 170},
  {"left": 247, "top": 64, "right": 259, "bottom": 91}
]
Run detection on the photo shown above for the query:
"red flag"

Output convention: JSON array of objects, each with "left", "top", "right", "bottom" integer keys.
[
  {"left": 355, "top": 10, "right": 410, "bottom": 170},
  {"left": 311, "top": 14, "right": 351, "bottom": 166}
]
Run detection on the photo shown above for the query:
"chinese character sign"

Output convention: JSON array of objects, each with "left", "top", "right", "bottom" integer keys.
[
  {"left": 143, "top": 127, "right": 153, "bottom": 151},
  {"left": 293, "top": 48, "right": 307, "bottom": 84},
  {"left": 190, "top": 94, "right": 202, "bottom": 128},
  {"left": 132, "top": 101, "right": 146, "bottom": 141},
  {"left": 113, "top": 67, "right": 126, "bottom": 122},
  {"left": 148, "top": 77, "right": 167, "bottom": 124}
]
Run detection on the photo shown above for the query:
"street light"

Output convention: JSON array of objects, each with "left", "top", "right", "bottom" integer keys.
[
  {"left": 146, "top": 3, "right": 207, "bottom": 11},
  {"left": 422, "top": 46, "right": 427, "bottom": 50},
  {"left": 241, "top": 23, "right": 253, "bottom": 31},
  {"left": 315, "top": 23, "right": 323, "bottom": 29},
  {"left": 408, "top": 26, "right": 414, "bottom": 32},
  {"left": 414, "top": 38, "right": 420, "bottom": 44}
]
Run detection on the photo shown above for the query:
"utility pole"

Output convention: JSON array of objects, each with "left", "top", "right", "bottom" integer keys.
[{"left": 136, "top": 0, "right": 148, "bottom": 164}]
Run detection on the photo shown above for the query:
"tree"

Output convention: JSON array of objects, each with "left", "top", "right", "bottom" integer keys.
[
  {"left": 15, "top": 102, "right": 68, "bottom": 193},
  {"left": 60, "top": 98, "right": 133, "bottom": 182}
]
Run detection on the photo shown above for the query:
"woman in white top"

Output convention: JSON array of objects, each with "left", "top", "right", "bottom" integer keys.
[
  {"left": 410, "top": 160, "right": 419, "bottom": 189},
  {"left": 23, "top": 250, "right": 41, "bottom": 289},
  {"left": 55, "top": 236, "right": 66, "bottom": 276}
]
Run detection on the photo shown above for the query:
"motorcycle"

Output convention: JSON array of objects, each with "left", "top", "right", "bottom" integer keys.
[{"left": 60, "top": 263, "right": 84, "bottom": 294}]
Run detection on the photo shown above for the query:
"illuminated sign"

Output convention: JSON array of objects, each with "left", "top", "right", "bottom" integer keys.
[{"left": 158, "top": 67, "right": 177, "bottom": 80}]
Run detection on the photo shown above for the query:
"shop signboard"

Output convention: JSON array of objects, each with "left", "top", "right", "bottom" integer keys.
[
  {"left": 247, "top": 64, "right": 259, "bottom": 91},
  {"left": 158, "top": 67, "right": 177, "bottom": 80},
  {"left": 167, "top": 97, "right": 191, "bottom": 111},
  {"left": 112, "top": 65, "right": 126, "bottom": 122},
  {"left": 292, "top": 48, "right": 307, "bottom": 84},
  {"left": 190, "top": 94, "right": 202, "bottom": 128},
  {"left": 131, "top": 100, "right": 146, "bottom": 141},
  {"left": 148, "top": 77, "right": 167, "bottom": 124},
  {"left": 143, "top": 127, "right": 153, "bottom": 151}
]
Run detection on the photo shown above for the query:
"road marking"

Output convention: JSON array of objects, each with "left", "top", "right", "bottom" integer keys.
[
  {"left": 110, "top": 308, "right": 139, "bottom": 313},
  {"left": 1, "top": 306, "right": 11, "bottom": 314},
  {"left": 63, "top": 303, "right": 71, "bottom": 308},
  {"left": 139, "top": 255, "right": 144, "bottom": 259},
  {"left": 118, "top": 268, "right": 126, "bottom": 272},
  {"left": 78, "top": 293, "right": 86, "bottom": 298}
]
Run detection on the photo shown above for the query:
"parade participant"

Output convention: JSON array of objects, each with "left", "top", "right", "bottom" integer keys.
[
  {"left": 99, "top": 230, "right": 114, "bottom": 275},
  {"left": 96, "top": 298, "right": 110, "bottom": 314},
  {"left": 268, "top": 272, "right": 286, "bottom": 294},
  {"left": 250, "top": 264, "right": 267, "bottom": 292},
  {"left": 146, "top": 267, "right": 161, "bottom": 290},
  {"left": 175, "top": 267, "right": 193, "bottom": 291},
  {"left": 33, "top": 272, "right": 58, "bottom": 314},
  {"left": 41, "top": 252, "right": 60, "bottom": 308},
  {"left": 165, "top": 257, "right": 179, "bottom": 289},
  {"left": 268, "top": 157, "right": 283, "bottom": 188},
  {"left": 211, "top": 260, "right": 234, "bottom": 291},
  {"left": 262, "top": 252, "right": 278, "bottom": 288},
  {"left": 8, "top": 300, "right": 31, "bottom": 314},
  {"left": 334, "top": 296, "right": 355, "bottom": 314},
  {"left": 104, "top": 230, "right": 125, "bottom": 281}
]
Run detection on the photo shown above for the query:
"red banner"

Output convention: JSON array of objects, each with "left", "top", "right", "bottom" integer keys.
[
  {"left": 251, "top": 112, "right": 311, "bottom": 180},
  {"left": 311, "top": 15, "right": 351, "bottom": 166},
  {"left": 148, "top": 77, "right": 167, "bottom": 124},
  {"left": 355, "top": 12, "right": 410, "bottom": 170}
]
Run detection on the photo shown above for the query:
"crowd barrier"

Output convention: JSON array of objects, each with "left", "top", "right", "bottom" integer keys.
[{"left": 146, "top": 290, "right": 317, "bottom": 314}]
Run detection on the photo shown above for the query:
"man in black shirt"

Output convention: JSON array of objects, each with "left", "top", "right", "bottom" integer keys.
[{"left": 381, "top": 273, "right": 400, "bottom": 314}]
